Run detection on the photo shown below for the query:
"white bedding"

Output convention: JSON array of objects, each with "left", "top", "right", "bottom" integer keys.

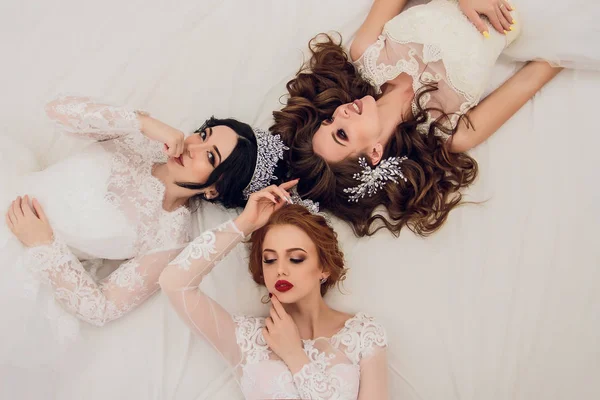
[{"left": 1, "top": 1, "right": 599, "bottom": 399}]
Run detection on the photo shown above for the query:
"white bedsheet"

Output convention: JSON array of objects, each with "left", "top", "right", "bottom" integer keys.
[{"left": 1, "top": 1, "right": 599, "bottom": 399}]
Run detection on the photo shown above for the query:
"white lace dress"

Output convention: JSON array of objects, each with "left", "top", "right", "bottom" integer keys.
[
  {"left": 353, "top": 0, "right": 600, "bottom": 132},
  {"left": 160, "top": 220, "right": 389, "bottom": 400},
  {"left": 0, "top": 96, "right": 191, "bottom": 368}
]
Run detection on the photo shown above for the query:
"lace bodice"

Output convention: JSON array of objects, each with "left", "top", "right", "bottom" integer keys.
[
  {"left": 353, "top": 0, "right": 520, "bottom": 132},
  {"left": 160, "top": 221, "right": 389, "bottom": 399},
  {"left": 22, "top": 96, "right": 192, "bottom": 326},
  {"left": 234, "top": 312, "right": 387, "bottom": 399}
]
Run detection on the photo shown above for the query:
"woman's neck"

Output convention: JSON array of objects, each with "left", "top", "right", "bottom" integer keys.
[
  {"left": 376, "top": 77, "right": 415, "bottom": 144},
  {"left": 284, "top": 294, "right": 340, "bottom": 340},
  {"left": 152, "top": 163, "right": 193, "bottom": 212}
]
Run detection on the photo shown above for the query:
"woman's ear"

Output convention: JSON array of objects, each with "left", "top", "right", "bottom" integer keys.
[{"left": 368, "top": 143, "right": 384, "bottom": 165}]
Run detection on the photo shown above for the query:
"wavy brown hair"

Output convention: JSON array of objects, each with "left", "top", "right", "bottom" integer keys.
[
  {"left": 248, "top": 205, "right": 346, "bottom": 296},
  {"left": 270, "top": 34, "right": 478, "bottom": 237}
]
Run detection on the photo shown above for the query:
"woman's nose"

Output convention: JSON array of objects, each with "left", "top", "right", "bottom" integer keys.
[{"left": 186, "top": 143, "right": 205, "bottom": 157}]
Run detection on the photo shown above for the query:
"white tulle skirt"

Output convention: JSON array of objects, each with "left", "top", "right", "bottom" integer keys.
[
  {"left": 0, "top": 140, "right": 78, "bottom": 397},
  {"left": 502, "top": 0, "right": 600, "bottom": 69}
]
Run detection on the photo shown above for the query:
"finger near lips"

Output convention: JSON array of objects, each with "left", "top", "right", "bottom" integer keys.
[
  {"left": 265, "top": 317, "right": 274, "bottom": 331},
  {"left": 270, "top": 305, "right": 281, "bottom": 321},
  {"left": 270, "top": 295, "right": 287, "bottom": 317}
]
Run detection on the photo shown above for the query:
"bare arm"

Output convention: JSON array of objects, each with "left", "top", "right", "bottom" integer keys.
[
  {"left": 448, "top": 61, "right": 564, "bottom": 153},
  {"left": 350, "top": 0, "right": 409, "bottom": 61}
]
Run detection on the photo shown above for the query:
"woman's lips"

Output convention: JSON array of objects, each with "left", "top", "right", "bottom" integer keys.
[
  {"left": 352, "top": 99, "right": 363, "bottom": 115},
  {"left": 275, "top": 280, "right": 294, "bottom": 292}
]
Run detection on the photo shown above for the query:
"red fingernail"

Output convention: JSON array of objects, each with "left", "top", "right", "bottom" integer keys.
[{"left": 268, "top": 293, "right": 273, "bottom": 298}]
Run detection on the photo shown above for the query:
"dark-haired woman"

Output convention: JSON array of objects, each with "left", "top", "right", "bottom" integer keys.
[
  {"left": 0, "top": 95, "right": 282, "bottom": 369},
  {"left": 273, "top": 0, "right": 598, "bottom": 237}
]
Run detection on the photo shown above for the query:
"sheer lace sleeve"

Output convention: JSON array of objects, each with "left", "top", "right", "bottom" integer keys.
[
  {"left": 45, "top": 95, "right": 141, "bottom": 140},
  {"left": 356, "top": 343, "right": 389, "bottom": 399},
  {"left": 159, "top": 220, "right": 245, "bottom": 368},
  {"left": 25, "top": 236, "right": 185, "bottom": 326}
]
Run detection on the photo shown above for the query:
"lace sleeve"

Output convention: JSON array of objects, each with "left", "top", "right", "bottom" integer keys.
[
  {"left": 357, "top": 344, "right": 389, "bottom": 399},
  {"left": 159, "top": 220, "right": 245, "bottom": 367},
  {"left": 45, "top": 95, "right": 142, "bottom": 140},
  {"left": 25, "top": 237, "right": 185, "bottom": 326}
]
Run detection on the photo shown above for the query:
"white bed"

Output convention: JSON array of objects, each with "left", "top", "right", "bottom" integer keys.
[{"left": 1, "top": 1, "right": 599, "bottom": 399}]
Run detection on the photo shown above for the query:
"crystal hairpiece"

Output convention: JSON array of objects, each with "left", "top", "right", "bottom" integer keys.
[
  {"left": 343, "top": 156, "right": 408, "bottom": 203},
  {"left": 243, "top": 128, "right": 288, "bottom": 199},
  {"left": 289, "top": 188, "right": 320, "bottom": 215}
]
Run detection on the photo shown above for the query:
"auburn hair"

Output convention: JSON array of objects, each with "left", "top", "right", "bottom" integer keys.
[{"left": 248, "top": 205, "right": 346, "bottom": 296}]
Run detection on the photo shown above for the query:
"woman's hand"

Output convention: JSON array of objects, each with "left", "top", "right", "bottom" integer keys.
[
  {"left": 459, "top": 0, "right": 515, "bottom": 37},
  {"left": 262, "top": 295, "right": 307, "bottom": 370},
  {"left": 6, "top": 195, "right": 54, "bottom": 247},
  {"left": 137, "top": 113, "right": 185, "bottom": 158},
  {"left": 234, "top": 180, "right": 299, "bottom": 236}
]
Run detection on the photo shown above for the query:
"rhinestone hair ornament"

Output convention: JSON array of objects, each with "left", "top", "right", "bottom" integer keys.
[
  {"left": 289, "top": 187, "right": 320, "bottom": 215},
  {"left": 243, "top": 128, "right": 288, "bottom": 199},
  {"left": 343, "top": 156, "right": 408, "bottom": 202}
]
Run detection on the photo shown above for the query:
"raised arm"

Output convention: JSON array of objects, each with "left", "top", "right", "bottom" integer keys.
[
  {"left": 158, "top": 220, "right": 246, "bottom": 367},
  {"left": 159, "top": 181, "right": 299, "bottom": 368},
  {"left": 448, "top": 61, "right": 564, "bottom": 153},
  {"left": 45, "top": 95, "right": 185, "bottom": 157},
  {"left": 45, "top": 95, "right": 141, "bottom": 141},
  {"left": 350, "top": 0, "right": 408, "bottom": 61}
]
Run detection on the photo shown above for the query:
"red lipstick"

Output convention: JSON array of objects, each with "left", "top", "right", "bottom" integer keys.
[{"left": 275, "top": 280, "right": 294, "bottom": 293}]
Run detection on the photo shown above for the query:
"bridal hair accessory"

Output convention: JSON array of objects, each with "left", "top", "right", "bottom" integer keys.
[
  {"left": 289, "top": 187, "right": 320, "bottom": 215},
  {"left": 243, "top": 128, "right": 288, "bottom": 199},
  {"left": 343, "top": 156, "right": 408, "bottom": 202}
]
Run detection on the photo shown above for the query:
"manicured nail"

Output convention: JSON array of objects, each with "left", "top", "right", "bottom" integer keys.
[
  {"left": 268, "top": 293, "right": 273, "bottom": 298},
  {"left": 287, "top": 197, "right": 293, "bottom": 204},
  {"left": 483, "top": 31, "right": 490, "bottom": 38},
  {"left": 503, "top": 30, "right": 508, "bottom": 35},
  {"left": 509, "top": 26, "right": 514, "bottom": 31},
  {"left": 512, "top": 19, "right": 516, "bottom": 24}
]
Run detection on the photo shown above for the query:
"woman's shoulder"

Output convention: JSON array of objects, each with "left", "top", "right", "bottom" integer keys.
[{"left": 340, "top": 312, "right": 388, "bottom": 355}]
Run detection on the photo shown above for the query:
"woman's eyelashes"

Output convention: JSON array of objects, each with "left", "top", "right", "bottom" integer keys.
[
  {"left": 198, "top": 130, "right": 216, "bottom": 166},
  {"left": 262, "top": 257, "right": 305, "bottom": 264}
]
